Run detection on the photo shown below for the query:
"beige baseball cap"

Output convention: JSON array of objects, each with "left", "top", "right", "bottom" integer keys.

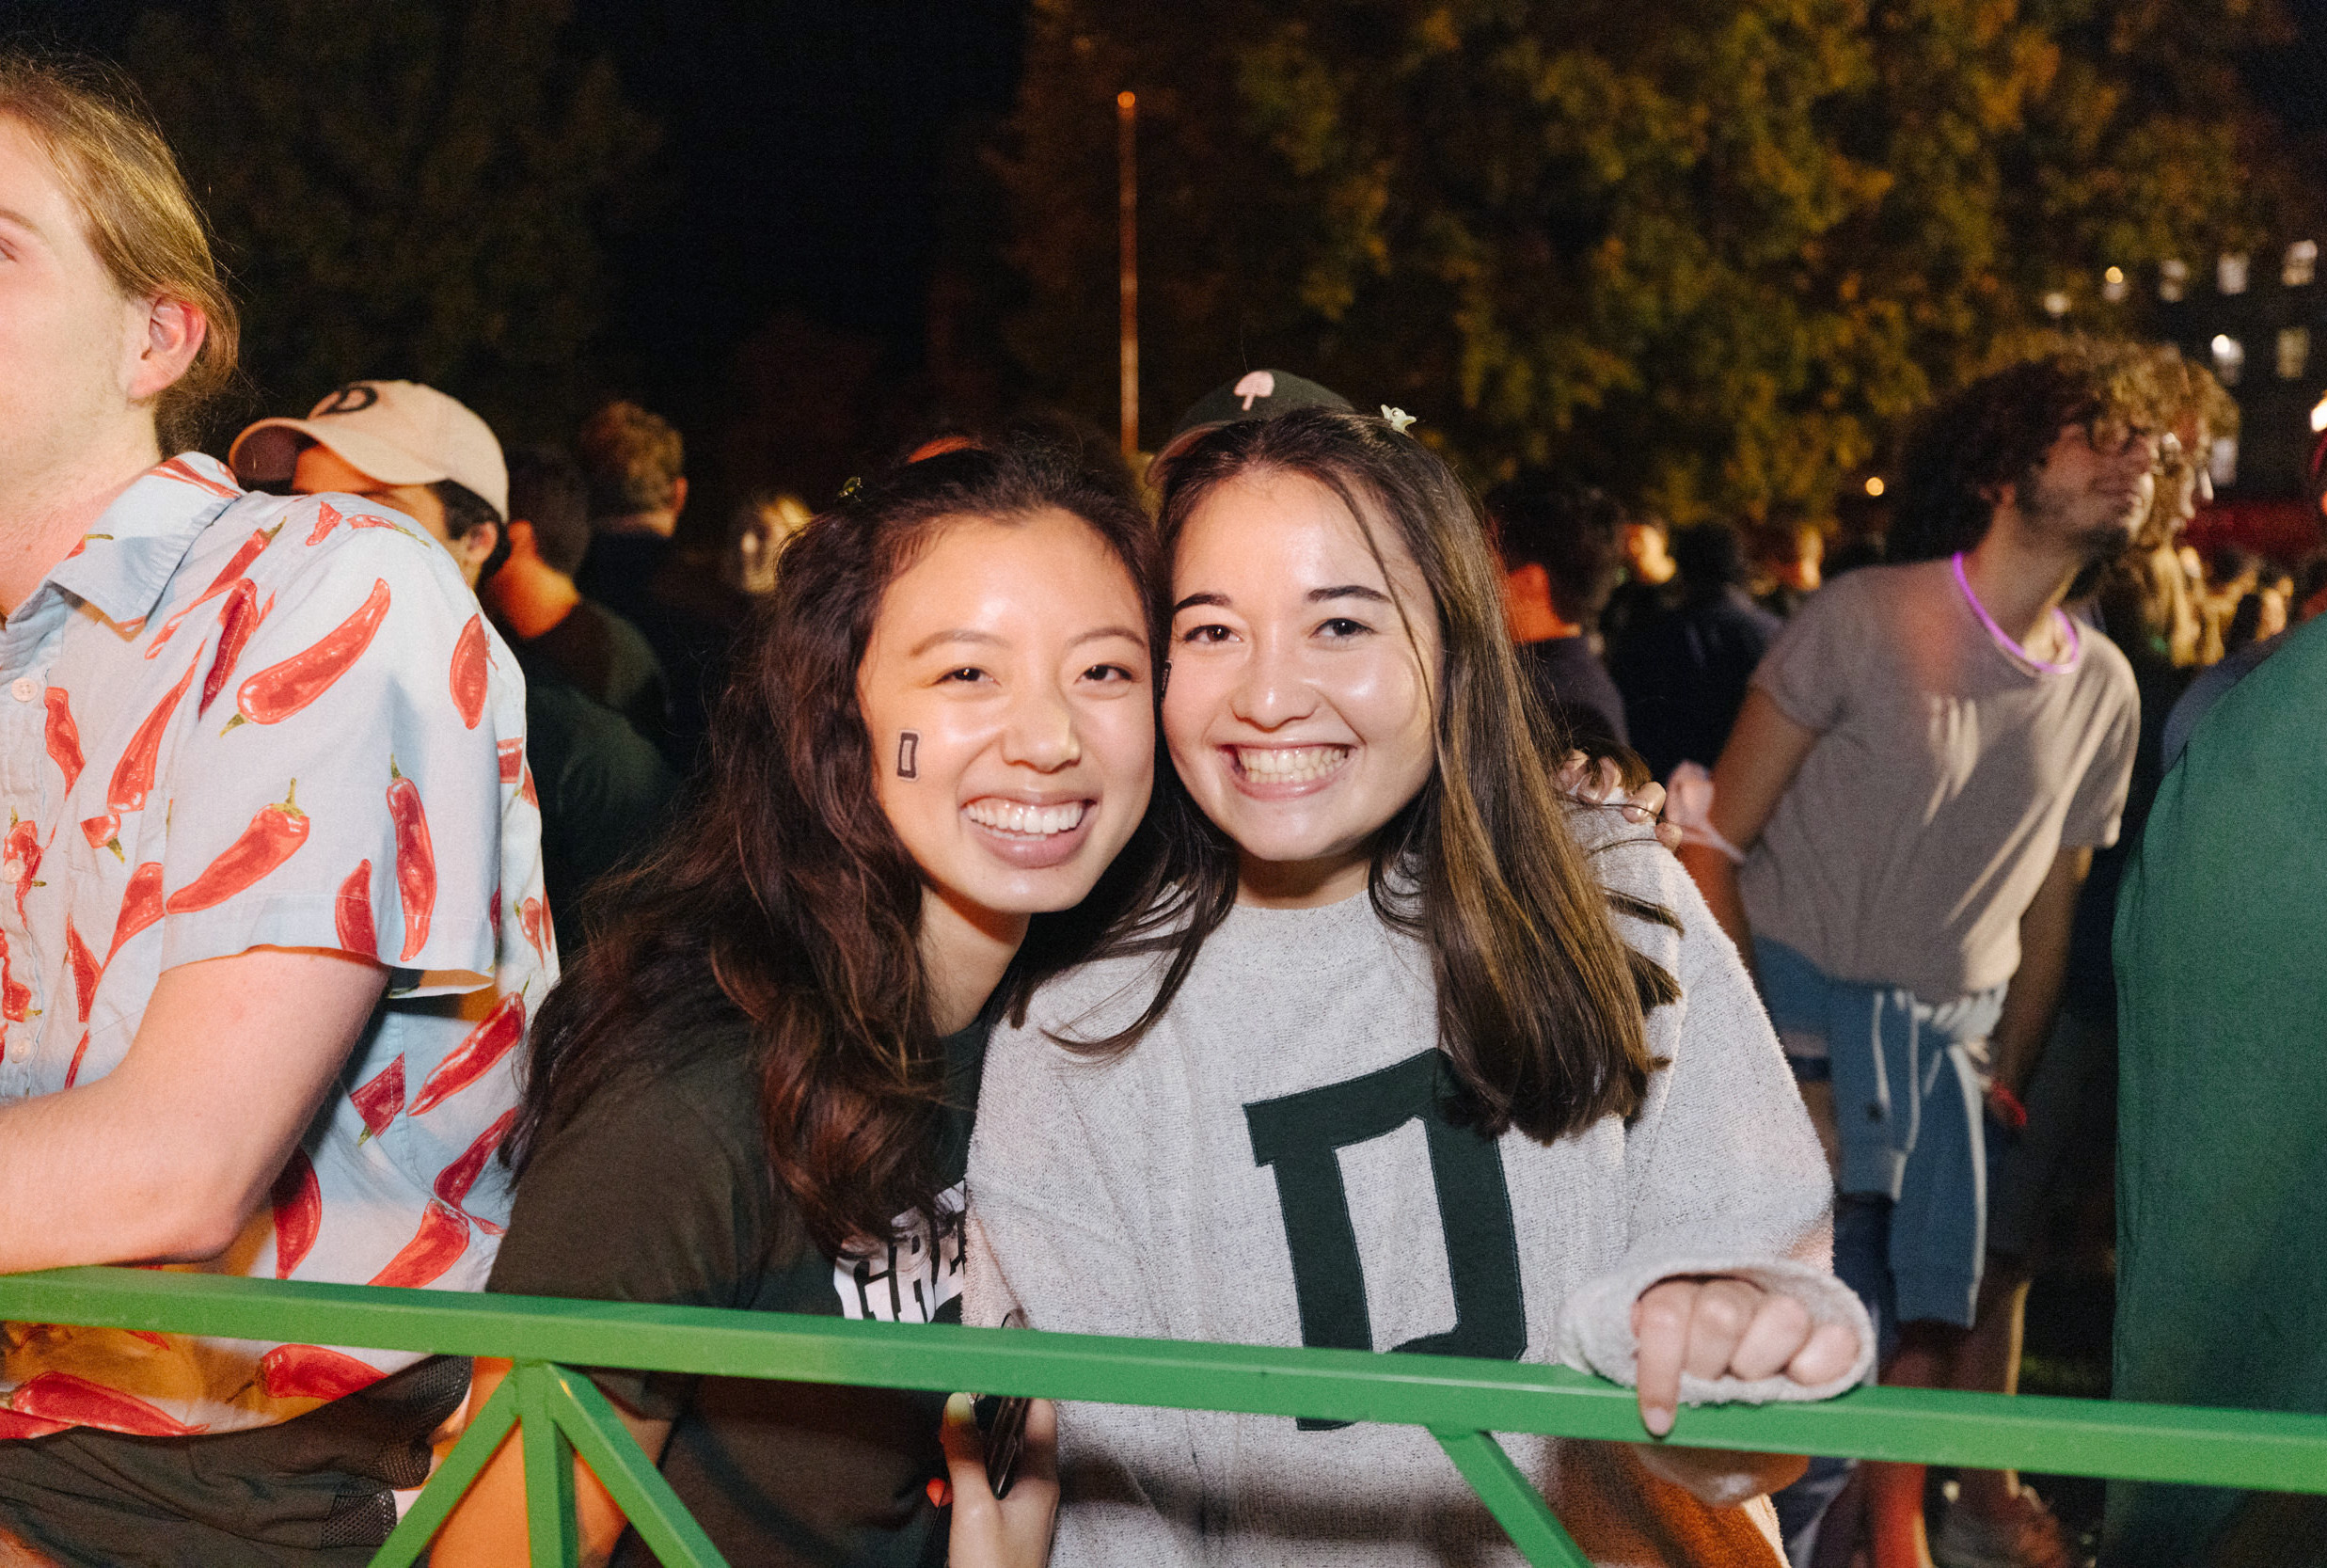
[{"left": 230, "top": 381, "right": 509, "bottom": 520}]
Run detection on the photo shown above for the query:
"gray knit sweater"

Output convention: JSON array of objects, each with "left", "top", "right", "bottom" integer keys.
[{"left": 965, "top": 816, "right": 1873, "bottom": 1567}]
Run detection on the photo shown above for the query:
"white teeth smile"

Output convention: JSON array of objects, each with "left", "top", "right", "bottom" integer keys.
[
  {"left": 964, "top": 800, "right": 1090, "bottom": 837},
  {"left": 1233, "top": 745, "right": 1351, "bottom": 784}
]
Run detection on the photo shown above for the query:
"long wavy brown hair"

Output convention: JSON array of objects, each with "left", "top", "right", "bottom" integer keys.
[
  {"left": 507, "top": 441, "right": 1161, "bottom": 1255},
  {"left": 1089, "top": 408, "right": 1678, "bottom": 1142}
]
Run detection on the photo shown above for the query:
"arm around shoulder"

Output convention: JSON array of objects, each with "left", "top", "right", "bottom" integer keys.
[{"left": 1679, "top": 687, "right": 1819, "bottom": 960}]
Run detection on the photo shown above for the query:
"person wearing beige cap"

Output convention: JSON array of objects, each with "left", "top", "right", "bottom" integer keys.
[{"left": 230, "top": 379, "right": 509, "bottom": 589}]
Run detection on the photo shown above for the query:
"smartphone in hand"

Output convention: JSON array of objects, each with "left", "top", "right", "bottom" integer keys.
[{"left": 973, "top": 1393, "right": 1032, "bottom": 1498}]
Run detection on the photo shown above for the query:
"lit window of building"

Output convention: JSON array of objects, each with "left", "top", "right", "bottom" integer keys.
[
  {"left": 2159, "top": 242, "right": 2324, "bottom": 499},
  {"left": 2208, "top": 436, "right": 2239, "bottom": 488},
  {"left": 2278, "top": 326, "right": 2310, "bottom": 381},
  {"left": 2211, "top": 333, "right": 2245, "bottom": 385}
]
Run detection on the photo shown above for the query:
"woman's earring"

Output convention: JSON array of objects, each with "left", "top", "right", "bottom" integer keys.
[{"left": 1160, "top": 660, "right": 1172, "bottom": 698}]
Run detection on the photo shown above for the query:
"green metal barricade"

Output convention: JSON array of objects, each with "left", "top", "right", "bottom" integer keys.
[{"left": 3, "top": 1266, "right": 2323, "bottom": 1568}]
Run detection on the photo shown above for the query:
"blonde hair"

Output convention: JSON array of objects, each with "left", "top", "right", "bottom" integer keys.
[
  {"left": 577, "top": 400, "right": 686, "bottom": 516},
  {"left": 0, "top": 52, "right": 240, "bottom": 452}
]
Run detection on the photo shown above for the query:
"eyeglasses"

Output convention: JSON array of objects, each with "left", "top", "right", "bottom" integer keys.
[{"left": 2082, "top": 415, "right": 2179, "bottom": 473}]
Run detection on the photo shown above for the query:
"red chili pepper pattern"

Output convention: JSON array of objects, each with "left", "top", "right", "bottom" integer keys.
[
  {"left": 64, "top": 919, "right": 98, "bottom": 1023},
  {"left": 335, "top": 860, "right": 378, "bottom": 960},
  {"left": 107, "top": 657, "right": 199, "bottom": 816},
  {"left": 8, "top": 815, "right": 41, "bottom": 927},
  {"left": 197, "top": 578, "right": 265, "bottom": 718},
  {"left": 106, "top": 863, "right": 166, "bottom": 963},
  {"left": 13, "top": 461, "right": 556, "bottom": 1434},
  {"left": 145, "top": 524, "right": 277, "bottom": 660},
  {"left": 259, "top": 1344, "right": 384, "bottom": 1402},
  {"left": 270, "top": 1148, "right": 322, "bottom": 1279},
  {"left": 304, "top": 500, "right": 408, "bottom": 546},
  {"left": 450, "top": 614, "right": 489, "bottom": 729},
  {"left": 367, "top": 1200, "right": 469, "bottom": 1290},
  {"left": 10, "top": 1373, "right": 209, "bottom": 1436},
  {"left": 0, "top": 932, "right": 30, "bottom": 1022},
  {"left": 163, "top": 783, "right": 309, "bottom": 913},
  {"left": 44, "top": 689, "right": 85, "bottom": 794},
  {"left": 350, "top": 1054, "right": 404, "bottom": 1141},
  {"left": 407, "top": 989, "right": 526, "bottom": 1117},
  {"left": 230, "top": 578, "right": 390, "bottom": 729},
  {"left": 434, "top": 1106, "right": 519, "bottom": 1214},
  {"left": 387, "top": 760, "right": 435, "bottom": 961},
  {"left": 154, "top": 455, "right": 239, "bottom": 501}
]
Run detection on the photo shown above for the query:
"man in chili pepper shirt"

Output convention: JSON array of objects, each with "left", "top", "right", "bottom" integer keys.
[{"left": 0, "top": 55, "right": 550, "bottom": 1566}]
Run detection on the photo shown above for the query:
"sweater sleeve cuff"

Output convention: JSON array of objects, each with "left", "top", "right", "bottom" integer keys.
[{"left": 1556, "top": 1254, "right": 1876, "bottom": 1404}]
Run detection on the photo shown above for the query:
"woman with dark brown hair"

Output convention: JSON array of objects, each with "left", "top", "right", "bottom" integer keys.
[
  {"left": 432, "top": 441, "right": 1162, "bottom": 1567},
  {"left": 966, "top": 408, "right": 1872, "bottom": 1566}
]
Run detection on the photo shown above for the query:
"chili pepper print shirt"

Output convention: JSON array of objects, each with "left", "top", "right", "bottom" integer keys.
[{"left": 0, "top": 454, "right": 554, "bottom": 1440}]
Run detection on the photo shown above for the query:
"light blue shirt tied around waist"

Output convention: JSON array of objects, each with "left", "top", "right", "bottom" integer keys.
[{"left": 1754, "top": 936, "right": 2005, "bottom": 1329}]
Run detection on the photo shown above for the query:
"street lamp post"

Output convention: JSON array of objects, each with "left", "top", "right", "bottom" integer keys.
[{"left": 1117, "top": 89, "right": 1138, "bottom": 460}]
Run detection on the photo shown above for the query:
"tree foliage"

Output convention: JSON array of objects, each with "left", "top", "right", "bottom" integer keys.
[
  {"left": 127, "top": 0, "right": 655, "bottom": 443},
  {"left": 997, "top": 0, "right": 2306, "bottom": 519}
]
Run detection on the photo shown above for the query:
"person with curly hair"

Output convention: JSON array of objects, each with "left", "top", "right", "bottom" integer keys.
[{"left": 1678, "top": 344, "right": 2159, "bottom": 1568}]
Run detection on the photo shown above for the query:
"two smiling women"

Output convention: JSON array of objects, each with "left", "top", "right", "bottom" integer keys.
[{"left": 442, "top": 411, "right": 1869, "bottom": 1568}]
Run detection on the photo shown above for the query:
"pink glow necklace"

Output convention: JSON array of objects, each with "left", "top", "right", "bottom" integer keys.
[{"left": 1952, "top": 552, "right": 2080, "bottom": 674}]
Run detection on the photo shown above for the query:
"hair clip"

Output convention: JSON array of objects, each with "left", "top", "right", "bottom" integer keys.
[
  {"left": 1381, "top": 405, "right": 1418, "bottom": 435},
  {"left": 837, "top": 476, "right": 864, "bottom": 502}
]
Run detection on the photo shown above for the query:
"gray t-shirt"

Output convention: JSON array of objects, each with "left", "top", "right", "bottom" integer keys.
[
  {"left": 1739, "top": 561, "right": 2138, "bottom": 1001},
  {"left": 967, "top": 814, "right": 1872, "bottom": 1567}
]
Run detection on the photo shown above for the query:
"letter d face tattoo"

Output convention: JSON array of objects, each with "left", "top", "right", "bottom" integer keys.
[{"left": 897, "top": 730, "right": 920, "bottom": 779}]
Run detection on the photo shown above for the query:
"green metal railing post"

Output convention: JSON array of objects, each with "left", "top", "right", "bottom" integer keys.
[
  {"left": 370, "top": 1370, "right": 519, "bottom": 1568},
  {"left": 537, "top": 1365, "right": 729, "bottom": 1568},
  {"left": 515, "top": 1361, "right": 579, "bottom": 1568},
  {"left": 1432, "top": 1428, "right": 1591, "bottom": 1567}
]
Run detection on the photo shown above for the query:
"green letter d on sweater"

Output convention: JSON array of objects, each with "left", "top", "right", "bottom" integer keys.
[{"left": 1245, "top": 1049, "right": 1527, "bottom": 1430}]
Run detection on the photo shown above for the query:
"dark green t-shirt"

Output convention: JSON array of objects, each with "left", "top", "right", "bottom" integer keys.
[
  {"left": 485, "top": 1011, "right": 989, "bottom": 1568},
  {"left": 2109, "top": 615, "right": 2327, "bottom": 1566},
  {"left": 512, "top": 673, "right": 681, "bottom": 961},
  {"left": 524, "top": 596, "right": 673, "bottom": 753}
]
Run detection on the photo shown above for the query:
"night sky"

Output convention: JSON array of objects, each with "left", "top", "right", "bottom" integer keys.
[
  {"left": 564, "top": 0, "right": 1026, "bottom": 420},
  {"left": 8, "top": 0, "right": 2324, "bottom": 460},
  {"left": 7, "top": 0, "right": 1026, "bottom": 487}
]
